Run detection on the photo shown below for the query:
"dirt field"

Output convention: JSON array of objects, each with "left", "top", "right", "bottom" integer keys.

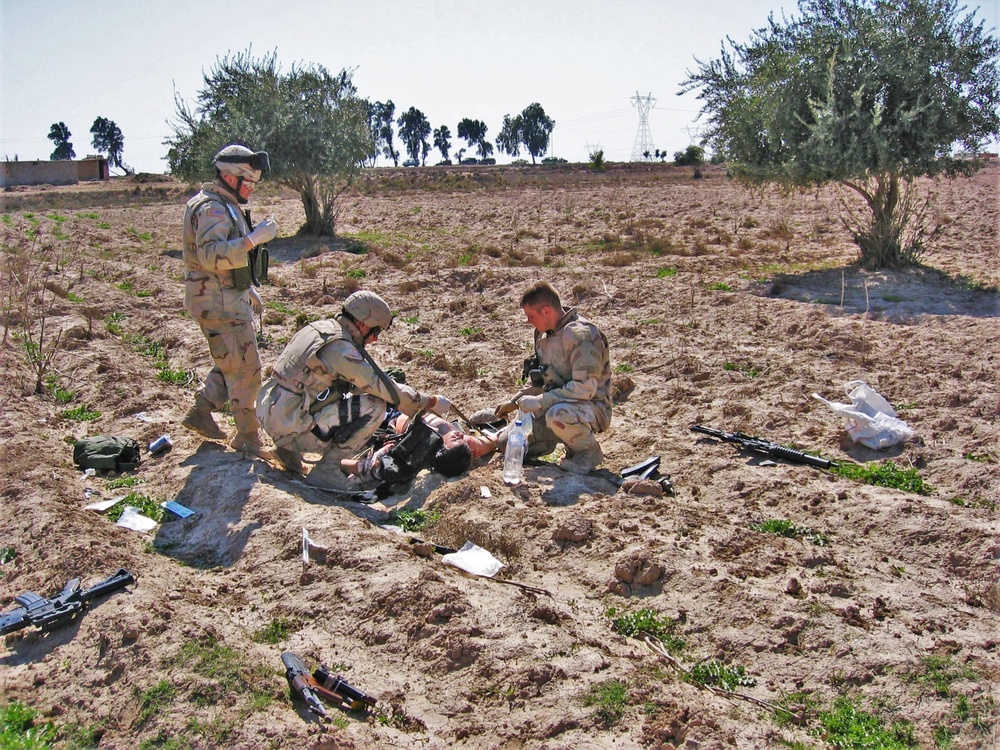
[{"left": 1, "top": 162, "right": 998, "bottom": 750}]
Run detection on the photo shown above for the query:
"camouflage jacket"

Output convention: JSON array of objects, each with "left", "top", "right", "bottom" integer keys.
[
  {"left": 270, "top": 318, "right": 438, "bottom": 417},
  {"left": 533, "top": 307, "right": 612, "bottom": 416},
  {"left": 182, "top": 182, "right": 254, "bottom": 323}
]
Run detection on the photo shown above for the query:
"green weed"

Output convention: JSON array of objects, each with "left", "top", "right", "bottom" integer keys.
[
  {"left": 107, "top": 492, "right": 164, "bottom": 523},
  {"left": 0, "top": 547, "right": 15, "bottom": 564},
  {"left": 685, "top": 660, "right": 757, "bottom": 692},
  {"left": 907, "top": 655, "right": 978, "bottom": 698},
  {"left": 831, "top": 461, "right": 932, "bottom": 495},
  {"left": 45, "top": 375, "right": 75, "bottom": 404},
  {"left": 723, "top": 361, "right": 762, "bottom": 378},
  {"left": 105, "top": 311, "right": 126, "bottom": 335},
  {"left": 583, "top": 679, "right": 630, "bottom": 725},
  {"left": 139, "top": 729, "right": 192, "bottom": 750},
  {"left": 751, "top": 518, "right": 829, "bottom": 546},
  {"left": 106, "top": 475, "right": 143, "bottom": 489},
  {"left": 707, "top": 282, "right": 733, "bottom": 291},
  {"left": 387, "top": 508, "right": 441, "bottom": 532},
  {"left": 167, "top": 637, "right": 274, "bottom": 706},
  {"left": 613, "top": 363, "right": 635, "bottom": 373},
  {"left": 156, "top": 367, "right": 193, "bottom": 385},
  {"left": 813, "top": 696, "right": 917, "bottom": 749},
  {"left": 0, "top": 700, "right": 57, "bottom": 748},
  {"left": 607, "top": 607, "right": 685, "bottom": 652},
  {"left": 75, "top": 211, "right": 100, "bottom": 220},
  {"left": 459, "top": 326, "right": 484, "bottom": 337},
  {"left": 345, "top": 268, "right": 365, "bottom": 279},
  {"left": 655, "top": 266, "right": 678, "bottom": 278},
  {"left": 250, "top": 618, "right": 294, "bottom": 644},
  {"left": 136, "top": 680, "right": 177, "bottom": 724},
  {"left": 62, "top": 405, "right": 101, "bottom": 422}
]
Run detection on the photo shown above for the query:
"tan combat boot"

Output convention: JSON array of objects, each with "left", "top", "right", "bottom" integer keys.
[
  {"left": 558, "top": 441, "right": 604, "bottom": 475},
  {"left": 181, "top": 397, "right": 228, "bottom": 440},
  {"left": 230, "top": 430, "right": 277, "bottom": 461}
]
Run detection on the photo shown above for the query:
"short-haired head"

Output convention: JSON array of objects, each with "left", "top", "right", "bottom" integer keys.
[
  {"left": 431, "top": 442, "right": 473, "bottom": 477},
  {"left": 520, "top": 281, "right": 562, "bottom": 311}
]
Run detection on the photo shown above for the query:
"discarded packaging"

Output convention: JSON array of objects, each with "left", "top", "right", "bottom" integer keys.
[
  {"left": 115, "top": 506, "right": 157, "bottom": 532},
  {"left": 85, "top": 495, "right": 126, "bottom": 512},
  {"left": 442, "top": 541, "right": 505, "bottom": 578},
  {"left": 813, "top": 380, "right": 916, "bottom": 450},
  {"left": 161, "top": 500, "right": 194, "bottom": 518}
]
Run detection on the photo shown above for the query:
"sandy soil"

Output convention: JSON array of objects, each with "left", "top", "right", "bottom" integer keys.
[{"left": 1, "top": 162, "right": 998, "bottom": 750}]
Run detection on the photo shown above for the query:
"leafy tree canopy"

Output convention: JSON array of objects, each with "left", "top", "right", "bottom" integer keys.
[
  {"left": 370, "top": 100, "right": 399, "bottom": 166},
  {"left": 166, "top": 49, "right": 373, "bottom": 236},
  {"left": 496, "top": 104, "right": 555, "bottom": 163},
  {"left": 457, "top": 118, "right": 493, "bottom": 160},
  {"left": 681, "top": 0, "right": 1000, "bottom": 268},
  {"left": 47, "top": 122, "right": 75, "bottom": 161},
  {"left": 398, "top": 107, "right": 431, "bottom": 164},
  {"left": 433, "top": 125, "right": 452, "bottom": 162},
  {"left": 90, "top": 117, "right": 128, "bottom": 172}
]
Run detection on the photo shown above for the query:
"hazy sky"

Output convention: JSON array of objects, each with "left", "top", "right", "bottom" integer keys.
[{"left": 2, "top": 0, "right": 998, "bottom": 174}]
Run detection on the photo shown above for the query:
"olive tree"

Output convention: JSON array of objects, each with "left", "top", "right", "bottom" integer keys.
[
  {"left": 681, "top": 0, "right": 1000, "bottom": 269},
  {"left": 166, "top": 49, "right": 373, "bottom": 236}
]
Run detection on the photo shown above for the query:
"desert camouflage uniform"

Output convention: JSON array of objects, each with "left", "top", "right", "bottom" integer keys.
[
  {"left": 257, "top": 317, "right": 441, "bottom": 489},
  {"left": 504, "top": 307, "right": 612, "bottom": 457},
  {"left": 182, "top": 182, "right": 262, "bottom": 436}
]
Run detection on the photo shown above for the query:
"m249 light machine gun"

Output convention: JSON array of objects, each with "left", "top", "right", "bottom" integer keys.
[
  {"left": 0, "top": 568, "right": 136, "bottom": 636},
  {"left": 691, "top": 425, "right": 835, "bottom": 470}
]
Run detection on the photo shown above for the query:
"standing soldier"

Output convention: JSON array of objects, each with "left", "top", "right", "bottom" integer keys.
[{"left": 180, "top": 144, "right": 278, "bottom": 459}]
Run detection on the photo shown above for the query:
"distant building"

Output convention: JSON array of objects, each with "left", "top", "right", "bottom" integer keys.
[{"left": 1, "top": 157, "right": 110, "bottom": 188}]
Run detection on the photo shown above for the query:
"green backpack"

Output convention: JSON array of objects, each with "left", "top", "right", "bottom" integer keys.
[{"left": 73, "top": 435, "right": 141, "bottom": 473}]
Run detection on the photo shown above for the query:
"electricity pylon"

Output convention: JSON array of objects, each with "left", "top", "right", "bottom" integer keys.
[{"left": 630, "top": 91, "right": 657, "bottom": 162}]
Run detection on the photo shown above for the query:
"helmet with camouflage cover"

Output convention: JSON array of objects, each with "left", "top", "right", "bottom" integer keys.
[
  {"left": 213, "top": 144, "right": 270, "bottom": 183},
  {"left": 342, "top": 291, "right": 393, "bottom": 333}
]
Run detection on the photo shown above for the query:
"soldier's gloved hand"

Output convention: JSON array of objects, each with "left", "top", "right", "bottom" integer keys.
[
  {"left": 517, "top": 395, "right": 545, "bottom": 414},
  {"left": 428, "top": 395, "right": 452, "bottom": 418},
  {"left": 248, "top": 218, "right": 278, "bottom": 246},
  {"left": 248, "top": 287, "right": 264, "bottom": 315},
  {"left": 494, "top": 401, "right": 518, "bottom": 419}
]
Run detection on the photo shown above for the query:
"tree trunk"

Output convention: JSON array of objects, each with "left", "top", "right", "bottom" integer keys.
[{"left": 842, "top": 172, "right": 924, "bottom": 270}]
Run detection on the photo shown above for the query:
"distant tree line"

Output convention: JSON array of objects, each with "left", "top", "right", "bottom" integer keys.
[
  {"left": 45, "top": 118, "right": 130, "bottom": 172},
  {"left": 368, "top": 101, "right": 555, "bottom": 167}
]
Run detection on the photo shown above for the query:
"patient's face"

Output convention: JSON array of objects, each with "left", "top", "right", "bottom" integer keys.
[{"left": 442, "top": 430, "right": 466, "bottom": 449}]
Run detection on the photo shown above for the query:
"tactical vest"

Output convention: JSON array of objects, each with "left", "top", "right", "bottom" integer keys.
[
  {"left": 184, "top": 192, "right": 255, "bottom": 291},
  {"left": 271, "top": 320, "right": 354, "bottom": 404}
]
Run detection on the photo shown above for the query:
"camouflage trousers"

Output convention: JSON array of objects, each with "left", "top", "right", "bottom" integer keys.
[
  {"left": 281, "top": 393, "right": 386, "bottom": 490},
  {"left": 194, "top": 318, "right": 262, "bottom": 435},
  {"left": 499, "top": 401, "right": 610, "bottom": 456}
]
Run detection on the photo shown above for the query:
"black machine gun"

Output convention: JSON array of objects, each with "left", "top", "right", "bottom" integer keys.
[
  {"left": 0, "top": 568, "right": 136, "bottom": 636},
  {"left": 691, "top": 425, "right": 834, "bottom": 470}
]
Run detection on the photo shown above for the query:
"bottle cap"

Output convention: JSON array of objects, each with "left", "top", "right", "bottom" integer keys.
[{"left": 514, "top": 420, "right": 523, "bottom": 426}]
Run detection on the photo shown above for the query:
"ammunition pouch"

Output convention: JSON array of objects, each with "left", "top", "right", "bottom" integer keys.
[
  {"left": 249, "top": 243, "right": 269, "bottom": 286},
  {"left": 232, "top": 265, "right": 252, "bottom": 291}
]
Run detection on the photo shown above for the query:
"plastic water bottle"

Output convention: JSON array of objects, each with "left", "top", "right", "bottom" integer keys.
[
  {"left": 503, "top": 420, "right": 527, "bottom": 485},
  {"left": 517, "top": 409, "right": 533, "bottom": 439}
]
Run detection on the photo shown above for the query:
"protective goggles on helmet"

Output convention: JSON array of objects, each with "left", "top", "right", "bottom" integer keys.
[{"left": 215, "top": 150, "right": 270, "bottom": 176}]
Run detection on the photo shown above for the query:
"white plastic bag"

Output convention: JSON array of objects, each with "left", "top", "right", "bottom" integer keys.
[{"left": 813, "top": 380, "right": 916, "bottom": 450}]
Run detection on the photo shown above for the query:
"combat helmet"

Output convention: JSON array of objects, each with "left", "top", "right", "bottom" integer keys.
[
  {"left": 341, "top": 291, "right": 393, "bottom": 334},
  {"left": 213, "top": 144, "right": 270, "bottom": 183}
]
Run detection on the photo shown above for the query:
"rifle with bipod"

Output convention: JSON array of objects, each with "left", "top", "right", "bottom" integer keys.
[{"left": 691, "top": 425, "right": 834, "bottom": 470}]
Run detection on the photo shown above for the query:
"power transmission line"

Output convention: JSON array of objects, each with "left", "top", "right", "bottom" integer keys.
[{"left": 630, "top": 91, "right": 656, "bottom": 162}]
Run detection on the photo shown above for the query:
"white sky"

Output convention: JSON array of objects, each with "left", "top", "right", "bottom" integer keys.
[{"left": 2, "top": 0, "right": 998, "bottom": 174}]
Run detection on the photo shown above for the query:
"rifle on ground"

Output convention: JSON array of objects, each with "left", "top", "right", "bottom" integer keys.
[
  {"left": 282, "top": 651, "right": 377, "bottom": 716},
  {"left": 0, "top": 568, "right": 136, "bottom": 636},
  {"left": 691, "top": 425, "right": 834, "bottom": 470}
]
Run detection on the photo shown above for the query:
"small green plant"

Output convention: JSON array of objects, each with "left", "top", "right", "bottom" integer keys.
[
  {"left": 45, "top": 375, "right": 75, "bottom": 404},
  {"left": 156, "top": 367, "right": 193, "bottom": 385},
  {"left": 137, "top": 680, "right": 177, "bottom": 724},
  {"left": 813, "top": 696, "right": 917, "bottom": 749},
  {"left": 686, "top": 659, "right": 757, "bottom": 692},
  {"left": 66, "top": 292, "right": 84, "bottom": 303},
  {"left": 613, "top": 363, "right": 635, "bottom": 373},
  {"left": 750, "top": 518, "right": 829, "bottom": 546},
  {"left": 0, "top": 700, "right": 57, "bottom": 748},
  {"left": 0, "top": 547, "right": 15, "bottom": 564},
  {"left": 607, "top": 607, "right": 685, "bottom": 652},
  {"left": 265, "top": 300, "right": 295, "bottom": 314},
  {"left": 831, "top": 460, "right": 932, "bottom": 495},
  {"left": 106, "top": 475, "right": 143, "bottom": 489},
  {"left": 346, "top": 268, "right": 365, "bottom": 279},
  {"left": 387, "top": 507, "right": 440, "bottom": 532},
  {"left": 457, "top": 252, "right": 473, "bottom": 265},
  {"left": 105, "top": 311, "right": 126, "bottom": 335},
  {"left": 115, "top": 280, "right": 134, "bottom": 292},
  {"left": 707, "top": 282, "right": 733, "bottom": 291},
  {"left": 76, "top": 211, "right": 100, "bottom": 220},
  {"left": 583, "top": 679, "right": 629, "bottom": 724},
  {"left": 401, "top": 314, "right": 419, "bottom": 324},
  {"left": 907, "top": 655, "right": 978, "bottom": 698},
  {"left": 62, "top": 405, "right": 101, "bottom": 421},
  {"left": 655, "top": 266, "right": 678, "bottom": 278},
  {"left": 459, "top": 326, "right": 483, "bottom": 337},
  {"left": 250, "top": 618, "right": 294, "bottom": 644},
  {"left": 107, "top": 492, "right": 164, "bottom": 523},
  {"left": 723, "top": 361, "right": 762, "bottom": 378}
]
